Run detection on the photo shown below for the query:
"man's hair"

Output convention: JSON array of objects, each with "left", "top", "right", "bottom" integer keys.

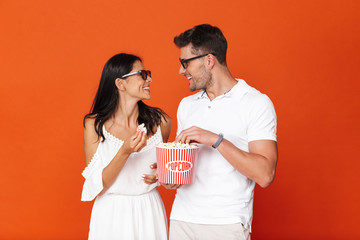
[{"left": 174, "top": 24, "right": 228, "bottom": 65}]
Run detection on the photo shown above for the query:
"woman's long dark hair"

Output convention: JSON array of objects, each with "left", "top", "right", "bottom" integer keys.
[{"left": 83, "top": 53, "right": 168, "bottom": 141}]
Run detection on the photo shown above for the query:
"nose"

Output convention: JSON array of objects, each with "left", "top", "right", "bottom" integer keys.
[{"left": 146, "top": 76, "right": 152, "bottom": 83}]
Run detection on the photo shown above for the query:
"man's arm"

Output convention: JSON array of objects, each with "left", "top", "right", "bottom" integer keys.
[
  {"left": 175, "top": 126, "right": 278, "bottom": 188},
  {"left": 217, "top": 138, "right": 278, "bottom": 188}
]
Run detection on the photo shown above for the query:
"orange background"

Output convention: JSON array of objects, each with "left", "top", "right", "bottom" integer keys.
[{"left": 1, "top": 0, "right": 359, "bottom": 239}]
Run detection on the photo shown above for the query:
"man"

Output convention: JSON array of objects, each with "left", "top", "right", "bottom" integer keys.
[{"left": 164, "top": 24, "right": 278, "bottom": 240}]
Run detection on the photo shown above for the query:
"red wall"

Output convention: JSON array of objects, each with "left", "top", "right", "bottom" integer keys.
[{"left": 1, "top": 0, "right": 359, "bottom": 239}]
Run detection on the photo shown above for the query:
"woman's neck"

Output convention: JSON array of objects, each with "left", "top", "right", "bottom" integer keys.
[{"left": 112, "top": 97, "right": 140, "bottom": 129}]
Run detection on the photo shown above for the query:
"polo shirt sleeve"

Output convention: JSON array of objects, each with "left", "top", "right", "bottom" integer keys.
[{"left": 247, "top": 94, "right": 277, "bottom": 142}]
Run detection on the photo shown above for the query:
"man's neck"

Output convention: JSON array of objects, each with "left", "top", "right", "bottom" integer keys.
[{"left": 205, "top": 69, "right": 237, "bottom": 101}]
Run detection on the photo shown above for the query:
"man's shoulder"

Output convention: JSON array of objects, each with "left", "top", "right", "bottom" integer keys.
[
  {"left": 246, "top": 88, "right": 270, "bottom": 102},
  {"left": 235, "top": 80, "right": 274, "bottom": 110},
  {"left": 237, "top": 80, "right": 270, "bottom": 101}
]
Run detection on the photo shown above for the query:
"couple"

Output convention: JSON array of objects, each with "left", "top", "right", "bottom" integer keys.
[{"left": 81, "top": 24, "right": 278, "bottom": 240}]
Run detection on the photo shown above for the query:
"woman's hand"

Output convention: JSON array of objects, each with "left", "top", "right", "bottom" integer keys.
[
  {"left": 121, "top": 131, "right": 147, "bottom": 155},
  {"left": 143, "top": 163, "right": 182, "bottom": 188},
  {"left": 143, "top": 163, "right": 158, "bottom": 185}
]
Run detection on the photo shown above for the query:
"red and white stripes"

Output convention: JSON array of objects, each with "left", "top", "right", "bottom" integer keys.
[{"left": 156, "top": 147, "right": 198, "bottom": 184}]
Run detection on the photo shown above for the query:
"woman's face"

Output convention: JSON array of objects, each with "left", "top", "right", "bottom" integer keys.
[{"left": 122, "top": 60, "right": 152, "bottom": 100}]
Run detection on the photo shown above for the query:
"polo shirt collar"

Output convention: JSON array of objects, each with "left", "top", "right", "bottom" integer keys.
[
  {"left": 193, "top": 79, "right": 244, "bottom": 100},
  {"left": 193, "top": 90, "right": 207, "bottom": 100}
]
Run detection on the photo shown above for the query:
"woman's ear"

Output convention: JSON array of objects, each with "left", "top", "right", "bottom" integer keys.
[{"left": 115, "top": 78, "right": 126, "bottom": 91}]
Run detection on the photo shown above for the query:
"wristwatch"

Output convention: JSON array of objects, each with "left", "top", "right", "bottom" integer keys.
[{"left": 212, "top": 133, "right": 224, "bottom": 149}]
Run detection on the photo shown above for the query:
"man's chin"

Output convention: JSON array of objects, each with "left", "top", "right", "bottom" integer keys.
[{"left": 189, "top": 83, "right": 198, "bottom": 92}]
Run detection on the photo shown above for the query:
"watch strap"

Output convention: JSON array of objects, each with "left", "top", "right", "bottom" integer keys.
[{"left": 212, "top": 133, "right": 224, "bottom": 149}]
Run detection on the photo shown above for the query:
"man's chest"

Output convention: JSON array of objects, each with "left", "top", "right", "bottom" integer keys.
[{"left": 180, "top": 101, "right": 250, "bottom": 144}]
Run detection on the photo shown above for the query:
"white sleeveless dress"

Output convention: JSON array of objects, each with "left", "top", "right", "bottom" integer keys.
[{"left": 81, "top": 126, "right": 168, "bottom": 240}]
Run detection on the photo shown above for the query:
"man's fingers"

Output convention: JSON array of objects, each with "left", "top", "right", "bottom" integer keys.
[
  {"left": 175, "top": 129, "right": 190, "bottom": 142},
  {"left": 176, "top": 134, "right": 188, "bottom": 143},
  {"left": 174, "top": 134, "right": 182, "bottom": 143},
  {"left": 183, "top": 134, "right": 198, "bottom": 144},
  {"left": 175, "top": 127, "right": 199, "bottom": 143}
]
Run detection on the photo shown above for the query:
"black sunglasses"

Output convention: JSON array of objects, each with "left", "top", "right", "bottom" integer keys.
[
  {"left": 121, "top": 70, "right": 151, "bottom": 80},
  {"left": 179, "top": 53, "right": 216, "bottom": 69}
]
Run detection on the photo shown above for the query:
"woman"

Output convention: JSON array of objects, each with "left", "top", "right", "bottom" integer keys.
[{"left": 81, "top": 53, "right": 171, "bottom": 239}]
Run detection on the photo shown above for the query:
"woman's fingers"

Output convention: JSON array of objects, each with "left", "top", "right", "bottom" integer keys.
[
  {"left": 142, "top": 174, "right": 158, "bottom": 184},
  {"left": 131, "top": 131, "right": 142, "bottom": 147},
  {"left": 142, "top": 163, "right": 158, "bottom": 185},
  {"left": 134, "top": 131, "right": 147, "bottom": 152},
  {"left": 150, "top": 162, "right": 157, "bottom": 169}
]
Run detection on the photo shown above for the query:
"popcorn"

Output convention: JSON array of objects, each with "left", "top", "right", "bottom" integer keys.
[
  {"left": 137, "top": 123, "right": 147, "bottom": 134},
  {"left": 157, "top": 142, "right": 198, "bottom": 149}
]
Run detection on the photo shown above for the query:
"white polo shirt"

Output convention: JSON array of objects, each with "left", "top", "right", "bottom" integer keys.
[{"left": 170, "top": 79, "right": 277, "bottom": 231}]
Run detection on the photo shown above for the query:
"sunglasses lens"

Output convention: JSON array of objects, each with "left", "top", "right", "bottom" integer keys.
[
  {"left": 182, "top": 61, "right": 187, "bottom": 69},
  {"left": 179, "top": 59, "right": 185, "bottom": 69},
  {"left": 140, "top": 70, "right": 151, "bottom": 80},
  {"left": 140, "top": 70, "right": 146, "bottom": 80}
]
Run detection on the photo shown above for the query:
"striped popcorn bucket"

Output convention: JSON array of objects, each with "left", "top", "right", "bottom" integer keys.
[{"left": 156, "top": 146, "right": 199, "bottom": 184}]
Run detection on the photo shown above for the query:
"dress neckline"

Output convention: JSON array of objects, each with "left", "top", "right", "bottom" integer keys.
[{"left": 102, "top": 125, "right": 160, "bottom": 145}]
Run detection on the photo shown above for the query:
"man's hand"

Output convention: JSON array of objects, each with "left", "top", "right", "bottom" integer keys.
[{"left": 175, "top": 126, "right": 218, "bottom": 146}]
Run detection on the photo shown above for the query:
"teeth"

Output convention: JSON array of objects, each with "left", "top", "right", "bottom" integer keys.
[
  {"left": 143, "top": 87, "right": 149, "bottom": 90},
  {"left": 187, "top": 76, "right": 192, "bottom": 80}
]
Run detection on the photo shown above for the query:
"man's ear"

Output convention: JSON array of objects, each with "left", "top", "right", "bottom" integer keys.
[
  {"left": 115, "top": 78, "right": 126, "bottom": 91},
  {"left": 206, "top": 54, "right": 216, "bottom": 70}
]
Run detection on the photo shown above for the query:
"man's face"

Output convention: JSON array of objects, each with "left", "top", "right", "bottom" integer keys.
[{"left": 179, "top": 44, "right": 212, "bottom": 92}]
